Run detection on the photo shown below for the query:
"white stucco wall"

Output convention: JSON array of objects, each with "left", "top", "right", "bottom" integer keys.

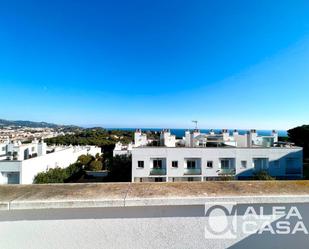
[
  {"left": 132, "top": 147, "right": 303, "bottom": 181},
  {"left": 0, "top": 146, "right": 101, "bottom": 184}
]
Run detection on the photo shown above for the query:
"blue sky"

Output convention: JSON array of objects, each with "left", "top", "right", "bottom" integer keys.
[{"left": 0, "top": 0, "right": 309, "bottom": 130}]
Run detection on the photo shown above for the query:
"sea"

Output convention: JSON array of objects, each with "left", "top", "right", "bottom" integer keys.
[{"left": 106, "top": 128, "right": 288, "bottom": 138}]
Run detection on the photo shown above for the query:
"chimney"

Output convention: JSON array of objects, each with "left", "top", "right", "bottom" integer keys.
[
  {"left": 185, "top": 130, "right": 191, "bottom": 147},
  {"left": 134, "top": 129, "right": 147, "bottom": 147},
  {"left": 222, "top": 129, "right": 229, "bottom": 141},
  {"left": 272, "top": 130, "right": 278, "bottom": 143},
  {"left": 233, "top": 129, "right": 239, "bottom": 136}
]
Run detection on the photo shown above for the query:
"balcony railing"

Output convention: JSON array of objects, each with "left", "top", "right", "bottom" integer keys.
[
  {"left": 184, "top": 168, "right": 201, "bottom": 175},
  {"left": 150, "top": 168, "right": 166, "bottom": 175},
  {"left": 219, "top": 168, "right": 236, "bottom": 175}
]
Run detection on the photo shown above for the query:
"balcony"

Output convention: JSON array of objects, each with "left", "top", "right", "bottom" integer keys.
[
  {"left": 150, "top": 168, "right": 166, "bottom": 175},
  {"left": 219, "top": 168, "right": 236, "bottom": 175},
  {"left": 184, "top": 168, "right": 201, "bottom": 175}
]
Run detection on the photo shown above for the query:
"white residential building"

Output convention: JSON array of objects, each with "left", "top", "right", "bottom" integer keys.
[
  {"left": 130, "top": 129, "right": 303, "bottom": 182},
  {"left": 113, "top": 129, "right": 151, "bottom": 156},
  {"left": 0, "top": 139, "right": 101, "bottom": 184},
  {"left": 113, "top": 142, "right": 133, "bottom": 157}
]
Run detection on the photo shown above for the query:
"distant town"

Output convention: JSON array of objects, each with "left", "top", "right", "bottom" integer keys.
[{"left": 0, "top": 119, "right": 82, "bottom": 142}]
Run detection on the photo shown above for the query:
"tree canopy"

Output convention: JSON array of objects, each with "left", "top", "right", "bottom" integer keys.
[
  {"left": 288, "top": 125, "right": 309, "bottom": 159},
  {"left": 44, "top": 128, "right": 134, "bottom": 147}
]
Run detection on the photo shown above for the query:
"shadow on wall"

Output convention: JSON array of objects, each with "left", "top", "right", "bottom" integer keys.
[{"left": 236, "top": 151, "right": 302, "bottom": 180}]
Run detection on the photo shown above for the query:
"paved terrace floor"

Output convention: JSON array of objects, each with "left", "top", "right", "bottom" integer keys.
[{"left": 1, "top": 181, "right": 309, "bottom": 210}]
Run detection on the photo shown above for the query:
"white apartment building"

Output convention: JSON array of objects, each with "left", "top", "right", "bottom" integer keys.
[
  {"left": 0, "top": 139, "right": 101, "bottom": 184},
  {"left": 130, "top": 129, "right": 303, "bottom": 182}
]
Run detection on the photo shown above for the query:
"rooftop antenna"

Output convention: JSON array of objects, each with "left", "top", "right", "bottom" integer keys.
[{"left": 192, "top": 120, "right": 198, "bottom": 129}]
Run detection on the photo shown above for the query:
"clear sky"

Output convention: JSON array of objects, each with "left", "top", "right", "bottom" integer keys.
[{"left": 0, "top": 0, "right": 309, "bottom": 130}]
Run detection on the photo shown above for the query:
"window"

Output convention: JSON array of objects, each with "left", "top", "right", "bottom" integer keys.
[
  {"left": 253, "top": 158, "right": 268, "bottom": 171},
  {"left": 207, "top": 161, "right": 213, "bottom": 168},
  {"left": 138, "top": 161, "right": 144, "bottom": 168},
  {"left": 241, "top": 161, "right": 247, "bottom": 168},
  {"left": 187, "top": 160, "right": 196, "bottom": 169},
  {"left": 221, "top": 159, "right": 230, "bottom": 169},
  {"left": 32, "top": 147, "right": 35, "bottom": 152},
  {"left": 7, "top": 172, "right": 20, "bottom": 184},
  {"left": 155, "top": 178, "right": 163, "bottom": 182},
  {"left": 153, "top": 160, "right": 162, "bottom": 168},
  {"left": 188, "top": 177, "right": 194, "bottom": 181},
  {"left": 1, "top": 147, "right": 5, "bottom": 151},
  {"left": 172, "top": 161, "right": 178, "bottom": 168}
]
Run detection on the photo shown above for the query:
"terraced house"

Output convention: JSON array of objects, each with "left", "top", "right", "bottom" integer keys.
[
  {"left": 0, "top": 139, "right": 101, "bottom": 184},
  {"left": 127, "top": 129, "right": 303, "bottom": 182}
]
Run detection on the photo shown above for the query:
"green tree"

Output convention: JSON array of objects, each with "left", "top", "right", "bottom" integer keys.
[
  {"left": 288, "top": 125, "right": 309, "bottom": 159},
  {"left": 78, "top": 154, "right": 94, "bottom": 167},
  {"left": 88, "top": 160, "right": 103, "bottom": 171},
  {"left": 106, "top": 155, "right": 131, "bottom": 182}
]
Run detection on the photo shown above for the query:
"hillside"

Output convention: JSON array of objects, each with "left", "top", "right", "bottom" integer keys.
[{"left": 0, "top": 118, "right": 76, "bottom": 129}]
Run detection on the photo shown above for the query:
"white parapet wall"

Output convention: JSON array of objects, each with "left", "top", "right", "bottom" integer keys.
[
  {"left": 0, "top": 145, "right": 101, "bottom": 184},
  {"left": 0, "top": 182, "right": 309, "bottom": 249}
]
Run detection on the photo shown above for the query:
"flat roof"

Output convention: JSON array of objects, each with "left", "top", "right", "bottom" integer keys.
[
  {"left": 1, "top": 181, "right": 309, "bottom": 210},
  {"left": 133, "top": 146, "right": 302, "bottom": 149}
]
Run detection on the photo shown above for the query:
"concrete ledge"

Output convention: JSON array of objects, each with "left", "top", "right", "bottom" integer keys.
[
  {"left": 124, "top": 195, "right": 309, "bottom": 207},
  {"left": 1, "top": 181, "right": 309, "bottom": 210}
]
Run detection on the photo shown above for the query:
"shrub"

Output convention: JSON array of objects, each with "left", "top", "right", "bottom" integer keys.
[
  {"left": 88, "top": 160, "right": 103, "bottom": 171},
  {"left": 33, "top": 167, "right": 69, "bottom": 184},
  {"left": 253, "top": 170, "right": 275, "bottom": 180}
]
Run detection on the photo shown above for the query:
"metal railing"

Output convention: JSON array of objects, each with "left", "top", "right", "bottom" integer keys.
[
  {"left": 184, "top": 168, "right": 201, "bottom": 175},
  {"left": 219, "top": 168, "right": 236, "bottom": 175},
  {"left": 150, "top": 168, "right": 166, "bottom": 175}
]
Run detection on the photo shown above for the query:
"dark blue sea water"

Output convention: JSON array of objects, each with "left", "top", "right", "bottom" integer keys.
[{"left": 107, "top": 128, "right": 288, "bottom": 138}]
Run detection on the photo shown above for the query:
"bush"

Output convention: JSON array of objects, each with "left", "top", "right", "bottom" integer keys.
[
  {"left": 78, "top": 155, "right": 94, "bottom": 166},
  {"left": 88, "top": 160, "right": 103, "bottom": 171},
  {"left": 253, "top": 170, "right": 275, "bottom": 180},
  {"left": 33, "top": 167, "right": 69, "bottom": 184}
]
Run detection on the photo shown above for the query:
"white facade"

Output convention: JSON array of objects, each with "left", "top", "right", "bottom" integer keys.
[
  {"left": 0, "top": 140, "right": 101, "bottom": 184},
  {"left": 132, "top": 147, "right": 303, "bottom": 182},
  {"left": 129, "top": 128, "right": 302, "bottom": 182},
  {"left": 113, "top": 129, "right": 149, "bottom": 156},
  {"left": 113, "top": 142, "right": 133, "bottom": 157}
]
